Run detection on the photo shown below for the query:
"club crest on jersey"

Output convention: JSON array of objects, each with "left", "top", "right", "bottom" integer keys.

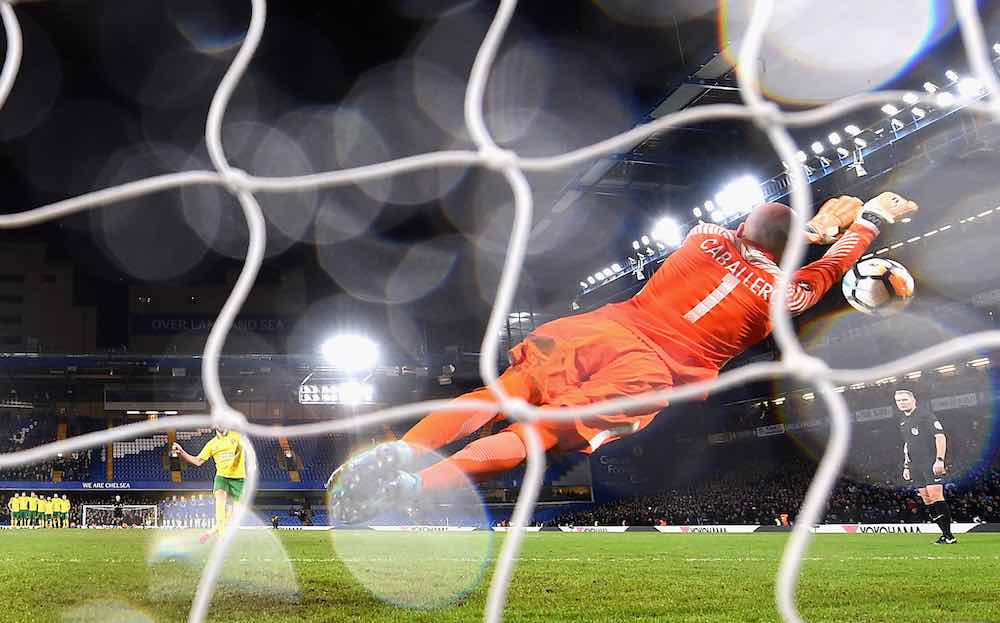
[{"left": 911, "top": 427, "right": 919, "bottom": 435}]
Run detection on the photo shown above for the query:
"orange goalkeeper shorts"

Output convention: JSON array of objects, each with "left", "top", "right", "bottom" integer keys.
[{"left": 497, "top": 312, "right": 675, "bottom": 454}]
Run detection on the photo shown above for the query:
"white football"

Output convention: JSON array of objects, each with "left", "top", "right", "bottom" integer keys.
[{"left": 841, "top": 258, "right": 915, "bottom": 315}]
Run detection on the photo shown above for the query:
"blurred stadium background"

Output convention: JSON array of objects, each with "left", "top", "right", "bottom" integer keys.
[{"left": 2, "top": 0, "right": 1000, "bottom": 621}]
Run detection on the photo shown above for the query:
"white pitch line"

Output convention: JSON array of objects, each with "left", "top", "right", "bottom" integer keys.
[
  {"left": 0, "top": 554, "right": 995, "bottom": 565},
  {"left": 684, "top": 555, "right": 993, "bottom": 562}
]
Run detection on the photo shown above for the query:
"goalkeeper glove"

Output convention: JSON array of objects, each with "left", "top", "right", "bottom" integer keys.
[
  {"left": 855, "top": 192, "right": 919, "bottom": 232},
  {"left": 806, "top": 196, "right": 864, "bottom": 244}
]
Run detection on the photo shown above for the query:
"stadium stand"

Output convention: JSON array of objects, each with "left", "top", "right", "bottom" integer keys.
[
  {"left": 113, "top": 433, "right": 173, "bottom": 482},
  {"left": 551, "top": 460, "right": 1000, "bottom": 526},
  {"left": 291, "top": 433, "right": 350, "bottom": 484},
  {"left": 252, "top": 435, "right": 289, "bottom": 482},
  {"left": 0, "top": 412, "right": 58, "bottom": 480}
]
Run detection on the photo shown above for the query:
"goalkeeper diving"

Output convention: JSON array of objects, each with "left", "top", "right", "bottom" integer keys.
[
  {"left": 328, "top": 192, "right": 918, "bottom": 524},
  {"left": 172, "top": 428, "right": 245, "bottom": 542}
]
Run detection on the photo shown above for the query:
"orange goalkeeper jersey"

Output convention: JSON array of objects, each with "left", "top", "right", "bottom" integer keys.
[{"left": 595, "top": 221, "right": 878, "bottom": 382}]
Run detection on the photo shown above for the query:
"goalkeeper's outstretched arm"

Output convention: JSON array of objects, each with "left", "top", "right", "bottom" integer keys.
[{"left": 787, "top": 192, "right": 918, "bottom": 316}]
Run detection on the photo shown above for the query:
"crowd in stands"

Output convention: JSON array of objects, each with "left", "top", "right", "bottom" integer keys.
[
  {"left": 0, "top": 412, "right": 94, "bottom": 481},
  {"left": 0, "top": 451, "right": 93, "bottom": 482},
  {"left": 1, "top": 414, "right": 53, "bottom": 480},
  {"left": 4, "top": 402, "right": 1000, "bottom": 529},
  {"left": 5, "top": 461, "right": 999, "bottom": 528},
  {"left": 551, "top": 459, "right": 1000, "bottom": 526}
]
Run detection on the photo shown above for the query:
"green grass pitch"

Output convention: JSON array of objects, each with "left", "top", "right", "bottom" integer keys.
[{"left": 0, "top": 530, "right": 998, "bottom": 622}]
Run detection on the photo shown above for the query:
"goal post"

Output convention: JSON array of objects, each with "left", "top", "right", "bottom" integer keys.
[{"left": 81, "top": 505, "right": 158, "bottom": 529}]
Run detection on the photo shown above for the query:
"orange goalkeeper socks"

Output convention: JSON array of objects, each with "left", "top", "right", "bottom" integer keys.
[
  {"left": 418, "top": 431, "right": 528, "bottom": 491},
  {"left": 402, "top": 369, "right": 535, "bottom": 456}
]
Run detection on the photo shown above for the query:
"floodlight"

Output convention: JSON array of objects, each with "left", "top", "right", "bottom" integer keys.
[
  {"left": 881, "top": 104, "right": 900, "bottom": 116},
  {"left": 827, "top": 132, "right": 841, "bottom": 145},
  {"left": 994, "top": 43, "right": 1000, "bottom": 56},
  {"left": 902, "top": 92, "right": 919, "bottom": 105},
  {"left": 844, "top": 125, "right": 862, "bottom": 136},
  {"left": 640, "top": 235, "right": 650, "bottom": 246},
  {"left": 587, "top": 276, "right": 596, "bottom": 285},
  {"left": 704, "top": 200, "right": 715, "bottom": 212},
  {"left": 632, "top": 240, "right": 640, "bottom": 250},
  {"left": 911, "top": 107, "right": 926, "bottom": 119},
  {"left": 321, "top": 334, "right": 378, "bottom": 372},
  {"left": 714, "top": 176, "right": 765, "bottom": 219},
  {"left": 579, "top": 281, "right": 588, "bottom": 288},
  {"left": 936, "top": 92, "right": 955, "bottom": 107},
  {"left": 958, "top": 77, "right": 984, "bottom": 98},
  {"left": 853, "top": 138, "right": 867, "bottom": 148},
  {"left": 692, "top": 207, "right": 702, "bottom": 217},
  {"left": 810, "top": 141, "right": 824, "bottom": 154},
  {"left": 612, "top": 263, "right": 622, "bottom": 272},
  {"left": 923, "top": 81, "right": 938, "bottom": 93},
  {"left": 652, "top": 216, "right": 682, "bottom": 247},
  {"left": 945, "top": 69, "right": 959, "bottom": 83}
]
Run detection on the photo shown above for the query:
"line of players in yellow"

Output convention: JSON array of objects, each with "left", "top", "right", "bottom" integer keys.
[{"left": 6, "top": 492, "right": 71, "bottom": 528}]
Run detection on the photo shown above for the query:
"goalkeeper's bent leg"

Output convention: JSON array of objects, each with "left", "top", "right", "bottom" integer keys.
[
  {"left": 401, "top": 367, "right": 535, "bottom": 456},
  {"left": 418, "top": 432, "right": 528, "bottom": 491},
  {"left": 418, "top": 425, "right": 560, "bottom": 491}
]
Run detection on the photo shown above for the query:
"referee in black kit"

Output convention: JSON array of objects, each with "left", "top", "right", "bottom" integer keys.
[{"left": 894, "top": 389, "right": 956, "bottom": 544}]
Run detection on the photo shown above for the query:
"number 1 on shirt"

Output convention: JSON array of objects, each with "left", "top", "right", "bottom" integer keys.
[{"left": 683, "top": 274, "right": 740, "bottom": 323}]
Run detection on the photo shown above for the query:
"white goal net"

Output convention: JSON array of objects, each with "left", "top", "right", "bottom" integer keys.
[
  {"left": 81, "top": 505, "right": 159, "bottom": 529},
  {"left": 0, "top": 1, "right": 999, "bottom": 623}
]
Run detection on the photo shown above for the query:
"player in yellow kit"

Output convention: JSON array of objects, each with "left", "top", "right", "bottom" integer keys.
[
  {"left": 50, "top": 495, "right": 62, "bottom": 528},
  {"left": 44, "top": 495, "right": 54, "bottom": 528},
  {"left": 15, "top": 492, "right": 25, "bottom": 527},
  {"left": 6, "top": 493, "right": 18, "bottom": 528},
  {"left": 59, "top": 494, "right": 71, "bottom": 528},
  {"left": 51, "top": 495, "right": 60, "bottom": 528},
  {"left": 173, "top": 428, "right": 246, "bottom": 543},
  {"left": 26, "top": 492, "right": 38, "bottom": 527},
  {"left": 13, "top": 492, "right": 26, "bottom": 528}
]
